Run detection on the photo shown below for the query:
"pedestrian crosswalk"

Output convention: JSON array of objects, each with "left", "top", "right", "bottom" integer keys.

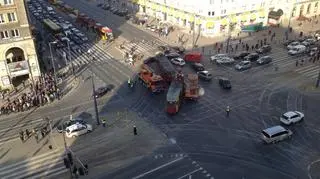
[
  {"left": 55, "top": 43, "right": 115, "bottom": 68},
  {"left": 0, "top": 149, "right": 67, "bottom": 179},
  {"left": 114, "top": 39, "right": 163, "bottom": 57},
  {"left": 294, "top": 64, "right": 320, "bottom": 79}
]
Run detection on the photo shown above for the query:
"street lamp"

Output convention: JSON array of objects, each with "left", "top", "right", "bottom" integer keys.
[
  {"left": 316, "top": 49, "right": 320, "bottom": 88},
  {"left": 62, "top": 38, "right": 75, "bottom": 76},
  {"left": 90, "top": 67, "right": 100, "bottom": 125},
  {"left": 49, "top": 41, "right": 58, "bottom": 85}
]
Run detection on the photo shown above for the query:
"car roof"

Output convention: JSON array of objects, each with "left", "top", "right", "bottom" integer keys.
[
  {"left": 219, "top": 77, "right": 229, "bottom": 81},
  {"left": 283, "top": 111, "right": 298, "bottom": 117},
  {"left": 66, "top": 123, "right": 84, "bottom": 131},
  {"left": 263, "top": 125, "right": 287, "bottom": 135},
  {"left": 200, "top": 70, "right": 209, "bottom": 74}
]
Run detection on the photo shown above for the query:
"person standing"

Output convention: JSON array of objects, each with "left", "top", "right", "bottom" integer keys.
[
  {"left": 19, "top": 130, "right": 24, "bottom": 142},
  {"left": 226, "top": 106, "right": 230, "bottom": 117}
]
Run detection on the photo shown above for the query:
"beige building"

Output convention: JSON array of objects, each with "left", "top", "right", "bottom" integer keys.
[{"left": 0, "top": 0, "right": 40, "bottom": 90}]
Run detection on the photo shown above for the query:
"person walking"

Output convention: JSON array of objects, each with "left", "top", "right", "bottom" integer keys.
[
  {"left": 133, "top": 125, "right": 137, "bottom": 135},
  {"left": 101, "top": 118, "right": 106, "bottom": 127},
  {"left": 34, "top": 132, "right": 39, "bottom": 143},
  {"left": 226, "top": 106, "right": 230, "bottom": 117},
  {"left": 19, "top": 130, "right": 24, "bottom": 142}
]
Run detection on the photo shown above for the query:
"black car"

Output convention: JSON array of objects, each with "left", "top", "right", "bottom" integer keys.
[
  {"left": 256, "top": 45, "right": 272, "bottom": 54},
  {"left": 256, "top": 56, "right": 272, "bottom": 65},
  {"left": 94, "top": 85, "right": 114, "bottom": 98},
  {"left": 233, "top": 51, "right": 250, "bottom": 60},
  {"left": 218, "top": 77, "right": 232, "bottom": 89},
  {"left": 192, "top": 62, "right": 205, "bottom": 71},
  {"left": 244, "top": 53, "right": 260, "bottom": 62},
  {"left": 57, "top": 118, "right": 86, "bottom": 133}
]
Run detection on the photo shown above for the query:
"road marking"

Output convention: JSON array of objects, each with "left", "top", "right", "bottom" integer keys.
[
  {"left": 132, "top": 157, "right": 184, "bottom": 179},
  {"left": 176, "top": 168, "right": 202, "bottom": 179}
]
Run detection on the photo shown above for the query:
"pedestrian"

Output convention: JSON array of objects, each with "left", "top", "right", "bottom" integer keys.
[
  {"left": 73, "top": 166, "right": 78, "bottom": 177},
  {"left": 34, "top": 132, "right": 39, "bottom": 143},
  {"left": 218, "top": 48, "right": 221, "bottom": 53},
  {"left": 133, "top": 125, "right": 137, "bottom": 135},
  {"left": 19, "top": 130, "right": 24, "bottom": 142},
  {"left": 226, "top": 106, "right": 230, "bottom": 117},
  {"left": 101, "top": 118, "right": 106, "bottom": 127},
  {"left": 296, "top": 60, "right": 298, "bottom": 67},
  {"left": 41, "top": 129, "right": 45, "bottom": 138},
  {"left": 84, "top": 164, "right": 88, "bottom": 175},
  {"left": 25, "top": 129, "right": 30, "bottom": 138}
]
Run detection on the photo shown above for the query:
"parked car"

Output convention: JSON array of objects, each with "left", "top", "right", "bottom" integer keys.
[
  {"left": 235, "top": 60, "right": 251, "bottom": 71},
  {"left": 233, "top": 51, "right": 250, "bottom": 60},
  {"left": 216, "top": 57, "right": 235, "bottom": 64},
  {"left": 244, "top": 53, "right": 259, "bottom": 62},
  {"left": 256, "top": 45, "right": 272, "bottom": 54},
  {"left": 302, "top": 38, "right": 316, "bottom": 46},
  {"left": 218, "top": 77, "right": 232, "bottom": 89},
  {"left": 256, "top": 56, "right": 272, "bottom": 65},
  {"left": 165, "top": 52, "right": 180, "bottom": 59},
  {"left": 65, "top": 123, "right": 93, "bottom": 138},
  {"left": 197, "top": 71, "right": 212, "bottom": 81},
  {"left": 210, "top": 54, "right": 228, "bottom": 62},
  {"left": 288, "top": 45, "right": 307, "bottom": 55},
  {"left": 191, "top": 62, "right": 205, "bottom": 71},
  {"left": 261, "top": 125, "right": 293, "bottom": 144},
  {"left": 94, "top": 85, "right": 114, "bottom": 98},
  {"left": 309, "top": 47, "right": 318, "bottom": 56},
  {"left": 184, "top": 52, "right": 202, "bottom": 63},
  {"left": 287, "top": 41, "right": 301, "bottom": 50},
  {"left": 280, "top": 111, "right": 304, "bottom": 125},
  {"left": 171, "top": 57, "right": 186, "bottom": 66},
  {"left": 283, "top": 40, "right": 295, "bottom": 46},
  {"left": 57, "top": 118, "right": 86, "bottom": 133}
]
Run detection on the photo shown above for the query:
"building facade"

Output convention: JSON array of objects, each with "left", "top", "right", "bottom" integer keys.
[
  {"left": 129, "top": 0, "right": 320, "bottom": 36},
  {"left": 0, "top": 0, "right": 41, "bottom": 90}
]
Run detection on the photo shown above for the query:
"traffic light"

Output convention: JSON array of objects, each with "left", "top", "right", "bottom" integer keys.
[
  {"left": 67, "top": 152, "right": 73, "bottom": 166},
  {"left": 63, "top": 158, "right": 70, "bottom": 168}
]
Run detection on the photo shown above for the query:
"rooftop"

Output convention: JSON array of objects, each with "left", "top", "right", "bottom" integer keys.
[{"left": 166, "top": 81, "right": 183, "bottom": 102}]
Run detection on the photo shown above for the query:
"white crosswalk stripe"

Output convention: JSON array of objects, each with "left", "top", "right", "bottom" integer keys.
[
  {"left": 294, "top": 65, "right": 320, "bottom": 79},
  {"left": 0, "top": 149, "right": 67, "bottom": 179},
  {"left": 115, "top": 40, "right": 163, "bottom": 57},
  {"left": 55, "top": 42, "right": 115, "bottom": 68}
]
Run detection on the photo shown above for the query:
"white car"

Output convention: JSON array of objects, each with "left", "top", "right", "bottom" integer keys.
[
  {"left": 210, "top": 54, "right": 228, "bottom": 62},
  {"left": 234, "top": 60, "right": 251, "bottom": 71},
  {"left": 287, "top": 42, "right": 301, "bottom": 50},
  {"left": 288, "top": 45, "right": 306, "bottom": 55},
  {"left": 171, "top": 58, "right": 185, "bottom": 66},
  {"left": 216, "top": 57, "right": 235, "bottom": 64},
  {"left": 302, "top": 38, "right": 316, "bottom": 46},
  {"left": 280, "top": 111, "right": 304, "bottom": 125},
  {"left": 65, "top": 123, "right": 93, "bottom": 138}
]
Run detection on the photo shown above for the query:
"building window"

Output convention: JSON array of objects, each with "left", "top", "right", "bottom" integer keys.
[
  {"left": 0, "top": 31, "right": 9, "bottom": 39},
  {"left": 209, "top": 0, "right": 214, "bottom": 4},
  {"left": 7, "top": 12, "right": 16, "bottom": 22},
  {"left": 212, "top": 11, "right": 215, "bottom": 16},
  {"left": 3, "top": 0, "right": 13, "bottom": 5},
  {"left": 0, "top": 14, "right": 5, "bottom": 23},
  {"left": 221, "top": 9, "right": 226, "bottom": 14},
  {"left": 11, "top": 29, "right": 19, "bottom": 37},
  {"left": 208, "top": 12, "right": 211, "bottom": 16}
]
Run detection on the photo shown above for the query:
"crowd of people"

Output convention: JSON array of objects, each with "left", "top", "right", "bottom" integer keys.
[{"left": 0, "top": 72, "right": 61, "bottom": 115}]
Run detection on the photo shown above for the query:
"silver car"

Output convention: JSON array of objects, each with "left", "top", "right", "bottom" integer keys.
[
  {"left": 234, "top": 60, "right": 251, "bottom": 71},
  {"left": 262, "top": 125, "right": 292, "bottom": 144}
]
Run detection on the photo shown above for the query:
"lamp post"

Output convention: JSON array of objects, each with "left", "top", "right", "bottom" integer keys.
[
  {"left": 48, "top": 41, "right": 57, "bottom": 85},
  {"left": 64, "top": 39, "right": 75, "bottom": 76},
  {"left": 316, "top": 49, "right": 320, "bottom": 88},
  {"left": 91, "top": 69, "right": 100, "bottom": 125}
]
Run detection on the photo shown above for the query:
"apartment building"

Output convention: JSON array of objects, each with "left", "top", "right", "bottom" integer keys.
[
  {"left": 0, "top": 0, "right": 40, "bottom": 90},
  {"left": 129, "top": 0, "right": 320, "bottom": 36}
]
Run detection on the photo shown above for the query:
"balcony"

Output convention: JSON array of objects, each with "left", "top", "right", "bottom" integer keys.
[{"left": 0, "top": 2, "right": 17, "bottom": 10}]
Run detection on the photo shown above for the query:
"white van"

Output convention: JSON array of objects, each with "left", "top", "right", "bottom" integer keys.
[
  {"left": 288, "top": 45, "right": 306, "bottom": 55},
  {"left": 261, "top": 125, "right": 292, "bottom": 144},
  {"left": 65, "top": 123, "right": 93, "bottom": 138}
]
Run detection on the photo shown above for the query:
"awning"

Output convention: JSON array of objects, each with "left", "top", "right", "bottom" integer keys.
[
  {"left": 240, "top": 15, "right": 247, "bottom": 22},
  {"left": 206, "top": 21, "right": 214, "bottom": 28},
  {"left": 230, "top": 15, "right": 238, "bottom": 23},
  {"left": 138, "top": 0, "right": 146, "bottom": 6},
  {"left": 220, "top": 18, "right": 228, "bottom": 26},
  {"left": 188, "top": 15, "right": 195, "bottom": 22},
  {"left": 259, "top": 11, "right": 265, "bottom": 18},
  {"left": 179, "top": 12, "right": 186, "bottom": 19},
  {"left": 250, "top": 14, "right": 257, "bottom": 20},
  {"left": 161, "top": 6, "right": 167, "bottom": 13}
]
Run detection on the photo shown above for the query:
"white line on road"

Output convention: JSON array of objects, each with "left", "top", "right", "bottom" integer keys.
[
  {"left": 176, "top": 168, "right": 202, "bottom": 179},
  {"left": 132, "top": 157, "right": 184, "bottom": 179}
]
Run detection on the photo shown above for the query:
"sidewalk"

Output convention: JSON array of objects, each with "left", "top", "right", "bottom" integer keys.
[{"left": 132, "top": 14, "right": 320, "bottom": 50}]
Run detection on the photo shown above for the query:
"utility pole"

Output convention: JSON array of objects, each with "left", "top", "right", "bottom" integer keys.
[
  {"left": 91, "top": 70, "right": 100, "bottom": 125},
  {"left": 316, "top": 49, "right": 320, "bottom": 88}
]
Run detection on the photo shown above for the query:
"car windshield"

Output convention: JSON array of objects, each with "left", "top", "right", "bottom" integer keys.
[
  {"left": 281, "top": 114, "right": 289, "bottom": 119},
  {"left": 262, "top": 131, "right": 271, "bottom": 138}
]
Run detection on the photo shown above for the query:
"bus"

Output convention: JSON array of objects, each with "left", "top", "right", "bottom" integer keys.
[{"left": 43, "top": 19, "right": 61, "bottom": 34}]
